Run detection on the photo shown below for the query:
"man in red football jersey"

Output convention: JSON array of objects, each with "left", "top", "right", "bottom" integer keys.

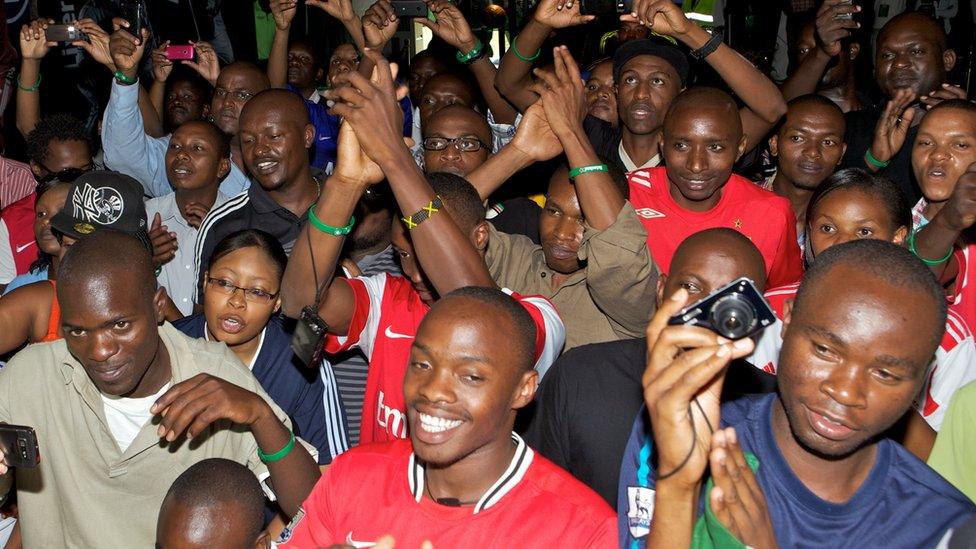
[
  {"left": 627, "top": 87, "right": 804, "bottom": 287},
  {"left": 280, "top": 51, "right": 564, "bottom": 446},
  {"left": 277, "top": 286, "right": 615, "bottom": 548}
]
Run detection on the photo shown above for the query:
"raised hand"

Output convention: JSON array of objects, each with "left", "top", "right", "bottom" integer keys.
[
  {"left": 151, "top": 40, "right": 173, "bottom": 82},
  {"left": 642, "top": 289, "right": 754, "bottom": 488},
  {"left": 109, "top": 17, "right": 150, "bottom": 78},
  {"left": 510, "top": 102, "right": 563, "bottom": 162},
  {"left": 271, "top": 0, "right": 298, "bottom": 30},
  {"left": 327, "top": 49, "right": 406, "bottom": 167},
  {"left": 417, "top": 0, "right": 477, "bottom": 52},
  {"left": 709, "top": 428, "right": 777, "bottom": 549},
  {"left": 308, "top": 0, "right": 358, "bottom": 24},
  {"left": 531, "top": 46, "right": 587, "bottom": 140},
  {"left": 934, "top": 162, "right": 976, "bottom": 232},
  {"left": 362, "top": 0, "right": 398, "bottom": 49},
  {"left": 149, "top": 212, "right": 178, "bottom": 267},
  {"left": 182, "top": 41, "right": 220, "bottom": 86},
  {"left": 151, "top": 373, "right": 271, "bottom": 441},
  {"left": 20, "top": 19, "right": 55, "bottom": 60},
  {"left": 867, "top": 88, "right": 916, "bottom": 169},
  {"left": 532, "top": 0, "right": 595, "bottom": 29},
  {"left": 919, "top": 83, "right": 969, "bottom": 110},
  {"left": 815, "top": 0, "right": 860, "bottom": 57},
  {"left": 621, "top": 0, "right": 693, "bottom": 37}
]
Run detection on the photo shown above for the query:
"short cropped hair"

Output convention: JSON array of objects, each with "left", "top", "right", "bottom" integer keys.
[
  {"left": 162, "top": 458, "right": 264, "bottom": 542},
  {"left": 427, "top": 172, "right": 486, "bottom": 234},
  {"left": 444, "top": 286, "right": 536, "bottom": 370}
]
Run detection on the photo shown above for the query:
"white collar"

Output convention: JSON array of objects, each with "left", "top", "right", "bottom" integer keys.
[
  {"left": 619, "top": 141, "right": 661, "bottom": 172},
  {"left": 407, "top": 433, "right": 533, "bottom": 514},
  {"left": 204, "top": 324, "right": 267, "bottom": 371}
]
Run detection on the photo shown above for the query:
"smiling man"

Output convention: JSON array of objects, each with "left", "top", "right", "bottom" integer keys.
[
  {"left": 277, "top": 287, "right": 615, "bottom": 548},
  {"left": 194, "top": 89, "right": 320, "bottom": 302},
  {"left": 619, "top": 239, "right": 975, "bottom": 548},
  {"left": 628, "top": 87, "right": 803, "bottom": 287},
  {"left": 0, "top": 231, "right": 320, "bottom": 547}
]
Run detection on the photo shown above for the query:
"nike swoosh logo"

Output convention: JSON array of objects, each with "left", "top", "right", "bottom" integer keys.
[
  {"left": 318, "top": 135, "right": 332, "bottom": 141},
  {"left": 15, "top": 242, "right": 34, "bottom": 253},
  {"left": 346, "top": 532, "right": 374, "bottom": 548},
  {"left": 384, "top": 326, "right": 414, "bottom": 339}
]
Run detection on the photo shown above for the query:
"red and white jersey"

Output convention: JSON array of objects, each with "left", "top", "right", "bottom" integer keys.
[
  {"left": 628, "top": 167, "right": 803, "bottom": 288},
  {"left": 276, "top": 435, "right": 616, "bottom": 548},
  {"left": 0, "top": 192, "right": 38, "bottom": 277},
  {"left": 750, "top": 283, "right": 976, "bottom": 430},
  {"left": 324, "top": 273, "right": 565, "bottom": 445},
  {"left": 949, "top": 243, "right": 976, "bottom": 332}
]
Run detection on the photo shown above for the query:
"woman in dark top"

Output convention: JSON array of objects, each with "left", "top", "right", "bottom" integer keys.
[{"left": 174, "top": 229, "right": 341, "bottom": 465}]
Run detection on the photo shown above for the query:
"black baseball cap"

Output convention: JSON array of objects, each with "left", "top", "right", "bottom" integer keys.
[
  {"left": 613, "top": 39, "right": 690, "bottom": 88},
  {"left": 50, "top": 171, "right": 150, "bottom": 248}
]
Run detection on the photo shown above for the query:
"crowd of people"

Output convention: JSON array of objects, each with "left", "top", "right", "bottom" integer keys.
[{"left": 0, "top": 0, "right": 975, "bottom": 546}]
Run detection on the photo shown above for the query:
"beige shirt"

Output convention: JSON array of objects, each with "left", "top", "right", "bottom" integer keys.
[
  {"left": 486, "top": 202, "right": 658, "bottom": 350},
  {"left": 0, "top": 323, "right": 297, "bottom": 549}
]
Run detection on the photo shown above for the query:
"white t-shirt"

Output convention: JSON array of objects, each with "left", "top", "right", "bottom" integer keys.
[{"left": 100, "top": 383, "right": 171, "bottom": 452}]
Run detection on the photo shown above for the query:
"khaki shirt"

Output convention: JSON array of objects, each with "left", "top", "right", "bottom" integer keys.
[
  {"left": 486, "top": 202, "right": 658, "bottom": 350},
  {"left": 0, "top": 323, "right": 296, "bottom": 549}
]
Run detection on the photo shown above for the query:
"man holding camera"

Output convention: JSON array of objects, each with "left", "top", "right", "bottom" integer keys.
[{"left": 618, "top": 239, "right": 975, "bottom": 548}]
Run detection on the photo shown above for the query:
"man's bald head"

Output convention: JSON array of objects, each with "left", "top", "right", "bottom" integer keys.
[
  {"left": 58, "top": 230, "right": 155, "bottom": 305},
  {"left": 425, "top": 105, "right": 492, "bottom": 143},
  {"left": 880, "top": 11, "right": 947, "bottom": 51},
  {"left": 240, "top": 89, "right": 310, "bottom": 128},
  {"left": 664, "top": 87, "right": 742, "bottom": 140},
  {"left": 674, "top": 228, "right": 767, "bottom": 288},
  {"left": 217, "top": 61, "right": 271, "bottom": 91}
]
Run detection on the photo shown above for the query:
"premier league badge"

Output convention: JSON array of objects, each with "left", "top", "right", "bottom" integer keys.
[{"left": 627, "top": 486, "right": 655, "bottom": 539}]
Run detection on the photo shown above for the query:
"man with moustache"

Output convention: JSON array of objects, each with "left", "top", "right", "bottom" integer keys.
[{"left": 103, "top": 20, "right": 270, "bottom": 198}]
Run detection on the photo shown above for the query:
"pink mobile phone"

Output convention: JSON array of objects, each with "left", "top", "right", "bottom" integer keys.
[{"left": 166, "top": 45, "right": 195, "bottom": 60}]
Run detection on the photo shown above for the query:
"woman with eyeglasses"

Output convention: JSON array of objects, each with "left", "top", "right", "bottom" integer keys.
[
  {"left": 3, "top": 178, "right": 72, "bottom": 295},
  {"left": 173, "top": 229, "right": 336, "bottom": 465}
]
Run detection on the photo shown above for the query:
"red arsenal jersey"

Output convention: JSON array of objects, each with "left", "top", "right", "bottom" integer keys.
[
  {"left": 324, "top": 274, "right": 565, "bottom": 445},
  {"left": 277, "top": 435, "right": 616, "bottom": 548},
  {"left": 627, "top": 167, "right": 803, "bottom": 287},
  {"left": 752, "top": 283, "right": 976, "bottom": 430}
]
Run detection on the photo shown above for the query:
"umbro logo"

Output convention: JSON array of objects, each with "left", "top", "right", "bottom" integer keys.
[{"left": 634, "top": 208, "right": 665, "bottom": 219}]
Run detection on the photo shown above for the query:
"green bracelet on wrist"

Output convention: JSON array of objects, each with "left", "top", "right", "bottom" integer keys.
[
  {"left": 908, "top": 228, "right": 954, "bottom": 266},
  {"left": 568, "top": 164, "right": 609, "bottom": 180},
  {"left": 114, "top": 71, "right": 137, "bottom": 85},
  {"left": 865, "top": 149, "right": 890, "bottom": 169},
  {"left": 16, "top": 73, "right": 41, "bottom": 93},
  {"left": 456, "top": 38, "right": 483, "bottom": 64},
  {"left": 512, "top": 35, "right": 541, "bottom": 62},
  {"left": 308, "top": 205, "right": 356, "bottom": 236},
  {"left": 258, "top": 430, "right": 296, "bottom": 463}
]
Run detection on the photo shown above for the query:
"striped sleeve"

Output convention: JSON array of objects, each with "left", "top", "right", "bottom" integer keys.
[
  {"left": 192, "top": 191, "right": 251, "bottom": 302},
  {"left": 507, "top": 290, "right": 566, "bottom": 380}
]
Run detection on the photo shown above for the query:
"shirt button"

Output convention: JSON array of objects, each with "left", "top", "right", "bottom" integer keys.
[{"left": 541, "top": 272, "right": 547, "bottom": 278}]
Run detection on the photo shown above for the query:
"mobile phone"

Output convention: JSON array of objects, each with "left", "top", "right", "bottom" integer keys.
[
  {"left": 668, "top": 277, "right": 776, "bottom": 340},
  {"left": 166, "top": 44, "right": 195, "bottom": 60},
  {"left": 835, "top": 0, "right": 854, "bottom": 21},
  {"left": 44, "top": 24, "right": 85, "bottom": 43},
  {"left": 0, "top": 424, "right": 40, "bottom": 469},
  {"left": 121, "top": 0, "right": 145, "bottom": 41},
  {"left": 393, "top": 0, "right": 429, "bottom": 18}
]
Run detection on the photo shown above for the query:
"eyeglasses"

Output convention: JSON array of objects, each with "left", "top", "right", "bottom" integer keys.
[
  {"left": 37, "top": 165, "right": 93, "bottom": 184},
  {"left": 213, "top": 88, "right": 255, "bottom": 102},
  {"left": 421, "top": 136, "right": 490, "bottom": 153},
  {"left": 206, "top": 277, "right": 278, "bottom": 304}
]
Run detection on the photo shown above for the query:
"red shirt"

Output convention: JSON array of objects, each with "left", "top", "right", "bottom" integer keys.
[
  {"left": 0, "top": 192, "right": 37, "bottom": 275},
  {"left": 324, "top": 274, "right": 565, "bottom": 445},
  {"left": 628, "top": 167, "right": 803, "bottom": 287},
  {"left": 277, "top": 435, "right": 616, "bottom": 548}
]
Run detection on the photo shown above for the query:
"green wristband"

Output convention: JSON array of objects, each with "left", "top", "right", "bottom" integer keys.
[
  {"left": 456, "top": 39, "right": 484, "bottom": 64},
  {"left": 512, "top": 35, "right": 540, "bottom": 62},
  {"left": 258, "top": 430, "right": 296, "bottom": 463},
  {"left": 908, "top": 228, "right": 953, "bottom": 266},
  {"left": 307, "top": 205, "right": 356, "bottom": 236},
  {"left": 114, "top": 71, "right": 137, "bottom": 85},
  {"left": 568, "top": 164, "right": 609, "bottom": 180},
  {"left": 16, "top": 73, "right": 41, "bottom": 92},
  {"left": 864, "top": 149, "right": 890, "bottom": 169}
]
